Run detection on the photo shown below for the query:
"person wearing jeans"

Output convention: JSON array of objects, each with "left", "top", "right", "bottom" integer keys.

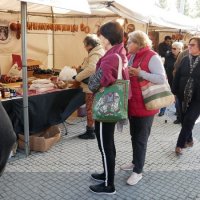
[
  {"left": 129, "top": 116, "right": 154, "bottom": 174},
  {"left": 120, "top": 31, "right": 166, "bottom": 185}
]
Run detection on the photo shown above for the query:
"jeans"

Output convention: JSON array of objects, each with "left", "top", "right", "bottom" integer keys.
[{"left": 129, "top": 115, "right": 154, "bottom": 174}]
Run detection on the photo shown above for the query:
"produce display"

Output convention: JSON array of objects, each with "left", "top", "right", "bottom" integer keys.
[
  {"left": 0, "top": 75, "right": 22, "bottom": 83},
  {"left": 33, "top": 68, "right": 54, "bottom": 75}
]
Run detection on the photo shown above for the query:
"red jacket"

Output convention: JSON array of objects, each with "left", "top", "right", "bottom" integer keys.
[
  {"left": 96, "top": 43, "right": 129, "bottom": 87},
  {"left": 128, "top": 47, "right": 159, "bottom": 117}
]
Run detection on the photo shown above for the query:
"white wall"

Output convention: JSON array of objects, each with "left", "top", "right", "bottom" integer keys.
[
  {"left": 0, "top": 13, "right": 146, "bottom": 74},
  {"left": 0, "top": 13, "right": 50, "bottom": 74},
  {"left": 53, "top": 17, "right": 146, "bottom": 69},
  {"left": 53, "top": 17, "right": 116, "bottom": 69}
]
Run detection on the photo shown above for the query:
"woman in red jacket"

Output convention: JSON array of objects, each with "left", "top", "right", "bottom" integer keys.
[{"left": 120, "top": 31, "right": 166, "bottom": 185}]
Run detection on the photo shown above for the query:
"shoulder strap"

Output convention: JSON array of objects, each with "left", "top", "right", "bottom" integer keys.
[{"left": 115, "top": 54, "right": 123, "bottom": 80}]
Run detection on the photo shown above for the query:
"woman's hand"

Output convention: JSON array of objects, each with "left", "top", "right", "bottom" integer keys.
[
  {"left": 56, "top": 80, "right": 68, "bottom": 89},
  {"left": 99, "top": 87, "right": 104, "bottom": 93},
  {"left": 128, "top": 67, "right": 141, "bottom": 77},
  {"left": 72, "top": 65, "right": 81, "bottom": 73}
]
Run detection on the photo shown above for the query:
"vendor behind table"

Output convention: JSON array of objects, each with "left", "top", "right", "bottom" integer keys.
[{"left": 72, "top": 34, "right": 105, "bottom": 140}]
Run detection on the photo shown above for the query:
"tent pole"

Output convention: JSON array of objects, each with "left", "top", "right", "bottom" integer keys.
[
  {"left": 146, "top": 22, "right": 149, "bottom": 34},
  {"left": 21, "top": 1, "right": 30, "bottom": 156},
  {"left": 51, "top": 7, "right": 55, "bottom": 69}
]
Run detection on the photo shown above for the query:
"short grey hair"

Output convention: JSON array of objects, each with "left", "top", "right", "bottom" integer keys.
[
  {"left": 128, "top": 31, "right": 152, "bottom": 48},
  {"left": 83, "top": 34, "right": 100, "bottom": 48},
  {"left": 172, "top": 41, "right": 183, "bottom": 50}
]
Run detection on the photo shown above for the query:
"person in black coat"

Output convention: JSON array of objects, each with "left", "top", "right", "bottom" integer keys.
[
  {"left": 172, "top": 36, "right": 200, "bottom": 155},
  {"left": 158, "top": 36, "right": 172, "bottom": 58},
  {"left": 0, "top": 101, "right": 16, "bottom": 176},
  {"left": 158, "top": 42, "right": 183, "bottom": 116}
]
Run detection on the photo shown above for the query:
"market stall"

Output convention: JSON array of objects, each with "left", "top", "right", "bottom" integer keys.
[
  {"left": 0, "top": 0, "right": 199, "bottom": 156},
  {"left": 2, "top": 88, "right": 82, "bottom": 134},
  {"left": 0, "top": 0, "right": 93, "bottom": 155}
]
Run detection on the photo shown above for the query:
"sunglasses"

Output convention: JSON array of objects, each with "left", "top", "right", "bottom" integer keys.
[
  {"left": 188, "top": 43, "right": 196, "bottom": 47},
  {"left": 172, "top": 48, "right": 177, "bottom": 50}
]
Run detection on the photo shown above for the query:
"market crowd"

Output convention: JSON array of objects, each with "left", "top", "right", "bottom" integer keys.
[
  {"left": 67, "top": 21, "right": 200, "bottom": 195},
  {"left": 1, "top": 20, "right": 200, "bottom": 196}
]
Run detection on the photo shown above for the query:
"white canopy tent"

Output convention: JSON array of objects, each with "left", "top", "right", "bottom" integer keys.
[
  {"left": 0, "top": 0, "right": 92, "bottom": 156},
  {"left": 0, "top": 0, "right": 198, "bottom": 31},
  {"left": 0, "top": 0, "right": 117, "bottom": 17},
  {"left": 0, "top": 0, "right": 198, "bottom": 155},
  {"left": 0, "top": 0, "right": 91, "bottom": 15},
  {"left": 107, "top": 0, "right": 199, "bottom": 32}
]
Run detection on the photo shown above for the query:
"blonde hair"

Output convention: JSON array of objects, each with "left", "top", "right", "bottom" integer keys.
[{"left": 128, "top": 31, "right": 152, "bottom": 48}]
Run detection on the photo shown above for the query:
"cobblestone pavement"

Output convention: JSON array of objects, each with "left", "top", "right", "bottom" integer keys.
[{"left": 1, "top": 106, "right": 200, "bottom": 200}]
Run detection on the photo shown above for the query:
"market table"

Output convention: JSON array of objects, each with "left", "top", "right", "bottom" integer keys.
[{"left": 2, "top": 88, "right": 84, "bottom": 135}]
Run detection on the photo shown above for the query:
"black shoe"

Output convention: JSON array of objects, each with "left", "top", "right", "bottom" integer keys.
[
  {"left": 78, "top": 132, "right": 95, "bottom": 139},
  {"left": 78, "top": 126, "right": 95, "bottom": 140},
  {"left": 173, "top": 119, "right": 181, "bottom": 124},
  {"left": 91, "top": 173, "right": 105, "bottom": 182},
  {"left": 158, "top": 112, "right": 164, "bottom": 117},
  {"left": 89, "top": 183, "right": 116, "bottom": 195}
]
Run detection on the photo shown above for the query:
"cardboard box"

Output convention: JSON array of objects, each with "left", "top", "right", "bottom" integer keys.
[{"left": 18, "top": 125, "right": 61, "bottom": 152}]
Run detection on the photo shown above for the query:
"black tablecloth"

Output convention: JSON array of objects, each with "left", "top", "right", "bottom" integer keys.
[{"left": 2, "top": 89, "right": 82, "bottom": 135}]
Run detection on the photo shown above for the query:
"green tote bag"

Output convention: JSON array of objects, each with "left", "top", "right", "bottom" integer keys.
[{"left": 92, "top": 54, "right": 129, "bottom": 122}]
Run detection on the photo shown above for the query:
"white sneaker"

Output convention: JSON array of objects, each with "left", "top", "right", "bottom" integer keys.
[
  {"left": 127, "top": 172, "right": 142, "bottom": 185},
  {"left": 120, "top": 163, "right": 135, "bottom": 171}
]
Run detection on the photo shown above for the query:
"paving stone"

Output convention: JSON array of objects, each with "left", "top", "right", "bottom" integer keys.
[{"left": 1, "top": 106, "right": 200, "bottom": 199}]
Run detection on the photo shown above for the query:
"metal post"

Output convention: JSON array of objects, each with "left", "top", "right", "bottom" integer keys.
[
  {"left": 146, "top": 22, "right": 149, "bottom": 34},
  {"left": 51, "top": 7, "right": 55, "bottom": 69},
  {"left": 21, "top": 2, "right": 30, "bottom": 156}
]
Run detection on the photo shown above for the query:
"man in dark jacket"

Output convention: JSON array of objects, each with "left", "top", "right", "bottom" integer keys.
[
  {"left": 158, "top": 41, "right": 183, "bottom": 117},
  {"left": 158, "top": 36, "right": 172, "bottom": 58}
]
